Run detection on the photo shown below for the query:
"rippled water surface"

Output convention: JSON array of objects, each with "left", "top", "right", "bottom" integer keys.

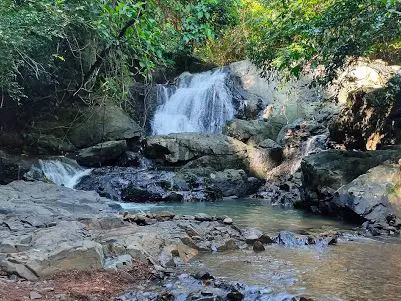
[{"left": 121, "top": 199, "right": 401, "bottom": 301}]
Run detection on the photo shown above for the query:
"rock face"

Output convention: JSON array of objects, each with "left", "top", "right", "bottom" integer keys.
[
  {"left": 333, "top": 163, "right": 401, "bottom": 235},
  {"left": 0, "top": 151, "right": 35, "bottom": 185},
  {"left": 145, "top": 133, "right": 248, "bottom": 170},
  {"left": 329, "top": 61, "right": 401, "bottom": 150},
  {"left": 301, "top": 150, "right": 401, "bottom": 214},
  {"left": 69, "top": 105, "right": 144, "bottom": 149},
  {"left": 76, "top": 140, "right": 127, "bottom": 167}
]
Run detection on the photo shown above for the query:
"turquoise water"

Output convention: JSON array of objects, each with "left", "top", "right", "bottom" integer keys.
[{"left": 119, "top": 198, "right": 353, "bottom": 235}]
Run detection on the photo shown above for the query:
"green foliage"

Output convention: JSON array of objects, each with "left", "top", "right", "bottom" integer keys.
[
  {"left": 0, "top": 0, "right": 240, "bottom": 105},
  {"left": 246, "top": 0, "right": 401, "bottom": 82}
]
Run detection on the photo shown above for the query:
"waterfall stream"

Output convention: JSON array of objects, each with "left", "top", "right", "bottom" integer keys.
[
  {"left": 36, "top": 158, "right": 92, "bottom": 189},
  {"left": 152, "top": 69, "right": 235, "bottom": 135}
]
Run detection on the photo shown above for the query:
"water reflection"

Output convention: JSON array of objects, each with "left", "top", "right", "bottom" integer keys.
[{"left": 121, "top": 199, "right": 401, "bottom": 300}]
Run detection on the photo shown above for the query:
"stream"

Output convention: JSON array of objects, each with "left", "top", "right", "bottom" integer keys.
[{"left": 121, "top": 199, "right": 401, "bottom": 301}]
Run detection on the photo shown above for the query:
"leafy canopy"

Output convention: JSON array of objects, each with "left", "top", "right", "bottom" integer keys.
[
  {"left": 0, "top": 0, "right": 240, "bottom": 104},
  {"left": 245, "top": 0, "right": 401, "bottom": 82}
]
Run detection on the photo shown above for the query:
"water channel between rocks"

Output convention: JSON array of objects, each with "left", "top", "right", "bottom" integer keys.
[{"left": 120, "top": 199, "right": 401, "bottom": 301}]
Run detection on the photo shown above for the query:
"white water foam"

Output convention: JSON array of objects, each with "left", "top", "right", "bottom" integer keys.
[
  {"left": 38, "top": 158, "right": 92, "bottom": 189},
  {"left": 152, "top": 69, "right": 235, "bottom": 135}
]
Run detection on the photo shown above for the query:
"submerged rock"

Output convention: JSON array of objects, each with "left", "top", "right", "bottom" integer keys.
[{"left": 275, "top": 231, "right": 338, "bottom": 248}]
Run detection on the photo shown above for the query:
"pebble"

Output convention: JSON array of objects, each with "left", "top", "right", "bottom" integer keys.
[
  {"left": 223, "top": 217, "right": 233, "bottom": 225},
  {"left": 29, "top": 291, "right": 42, "bottom": 299},
  {"left": 253, "top": 241, "right": 265, "bottom": 252}
]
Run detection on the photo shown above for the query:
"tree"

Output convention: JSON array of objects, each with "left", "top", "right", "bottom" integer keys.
[
  {"left": 246, "top": 0, "right": 401, "bottom": 82},
  {"left": 0, "top": 0, "right": 240, "bottom": 106}
]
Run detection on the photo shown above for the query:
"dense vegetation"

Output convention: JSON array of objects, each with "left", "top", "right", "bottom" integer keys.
[
  {"left": 0, "top": 0, "right": 240, "bottom": 106},
  {"left": 0, "top": 0, "right": 400, "bottom": 107}
]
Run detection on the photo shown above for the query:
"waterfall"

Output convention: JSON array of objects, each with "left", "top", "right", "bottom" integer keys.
[
  {"left": 34, "top": 158, "right": 92, "bottom": 189},
  {"left": 152, "top": 69, "right": 235, "bottom": 135}
]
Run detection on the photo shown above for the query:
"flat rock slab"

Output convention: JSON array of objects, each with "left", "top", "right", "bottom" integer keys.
[{"left": 0, "top": 181, "right": 250, "bottom": 280}]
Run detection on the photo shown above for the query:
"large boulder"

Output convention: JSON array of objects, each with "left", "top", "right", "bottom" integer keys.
[
  {"left": 0, "top": 151, "right": 35, "bottom": 185},
  {"left": 228, "top": 60, "right": 322, "bottom": 123},
  {"left": 69, "top": 105, "right": 144, "bottom": 149},
  {"left": 223, "top": 119, "right": 281, "bottom": 143},
  {"left": 301, "top": 150, "right": 401, "bottom": 212},
  {"left": 144, "top": 133, "right": 248, "bottom": 170},
  {"left": 333, "top": 163, "right": 401, "bottom": 235},
  {"left": 209, "top": 169, "right": 262, "bottom": 197},
  {"left": 76, "top": 140, "right": 127, "bottom": 167},
  {"left": 246, "top": 139, "right": 283, "bottom": 179}
]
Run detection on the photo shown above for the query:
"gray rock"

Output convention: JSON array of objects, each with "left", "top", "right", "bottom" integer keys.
[
  {"left": 76, "top": 140, "right": 127, "bottom": 167},
  {"left": 223, "top": 119, "right": 281, "bottom": 143},
  {"left": 277, "top": 119, "right": 329, "bottom": 159},
  {"left": 223, "top": 217, "right": 233, "bottom": 225},
  {"left": 69, "top": 105, "right": 144, "bottom": 149},
  {"left": 209, "top": 169, "right": 262, "bottom": 197},
  {"left": 252, "top": 241, "right": 265, "bottom": 252},
  {"left": 145, "top": 133, "right": 248, "bottom": 170},
  {"left": 242, "top": 228, "right": 273, "bottom": 244},
  {"left": 333, "top": 163, "right": 401, "bottom": 234},
  {"left": 30, "top": 291, "right": 42, "bottom": 300},
  {"left": 275, "top": 231, "right": 338, "bottom": 247},
  {"left": 301, "top": 149, "right": 401, "bottom": 213}
]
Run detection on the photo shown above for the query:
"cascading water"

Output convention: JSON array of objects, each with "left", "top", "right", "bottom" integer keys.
[
  {"left": 36, "top": 158, "right": 92, "bottom": 189},
  {"left": 152, "top": 69, "right": 235, "bottom": 135}
]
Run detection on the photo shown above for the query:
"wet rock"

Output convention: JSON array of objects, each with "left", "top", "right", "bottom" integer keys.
[
  {"left": 209, "top": 169, "right": 262, "bottom": 197},
  {"left": 254, "top": 172, "right": 302, "bottom": 208},
  {"left": 242, "top": 228, "right": 274, "bottom": 245},
  {"left": 194, "top": 270, "right": 214, "bottom": 281},
  {"left": 116, "top": 151, "right": 151, "bottom": 168},
  {"left": 76, "top": 140, "right": 127, "bottom": 167},
  {"left": 76, "top": 167, "right": 225, "bottom": 202},
  {"left": 277, "top": 119, "right": 329, "bottom": 160},
  {"left": 213, "top": 239, "right": 239, "bottom": 252},
  {"left": 223, "top": 217, "right": 233, "bottom": 225},
  {"left": 252, "top": 241, "right": 265, "bottom": 252},
  {"left": 276, "top": 231, "right": 338, "bottom": 248},
  {"left": 276, "top": 231, "right": 310, "bottom": 247}
]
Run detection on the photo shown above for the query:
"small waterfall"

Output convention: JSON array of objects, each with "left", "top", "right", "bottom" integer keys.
[
  {"left": 152, "top": 69, "right": 235, "bottom": 135},
  {"left": 290, "top": 134, "right": 327, "bottom": 174},
  {"left": 34, "top": 158, "right": 92, "bottom": 189}
]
